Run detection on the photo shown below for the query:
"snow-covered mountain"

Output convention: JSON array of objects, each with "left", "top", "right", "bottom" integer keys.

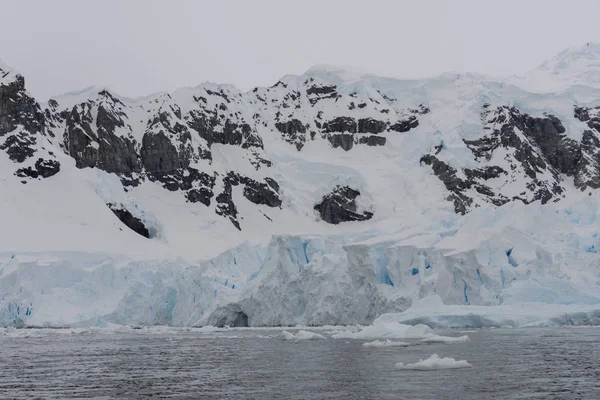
[{"left": 1, "top": 44, "right": 599, "bottom": 328}]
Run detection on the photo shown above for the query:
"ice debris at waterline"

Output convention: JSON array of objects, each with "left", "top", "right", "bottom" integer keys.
[
  {"left": 421, "top": 335, "right": 470, "bottom": 344},
  {"left": 281, "top": 330, "right": 327, "bottom": 341},
  {"left": 395, "top": 354, "right": 472, "bottom": 371},
  {"left": 377, "top": 295, "right": 600, "bottom": 329},
  {"left": 362, "top": 339, "right": 410, "bottom": 347},
  {"left": 331, "top": 321, "right": 435, "bottom": 340}
]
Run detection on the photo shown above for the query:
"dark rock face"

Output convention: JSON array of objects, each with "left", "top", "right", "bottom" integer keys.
[
  {"left": 215, "top": 172, "right": 282, "bottom": 229},
  {"left": 216, "top": 175, "right": 240, "bottom": 230},
  {"left": 314, "top": 185, "right": 373, "bottom": 224},
  {"left": 422, "top": 105, "right": 600, "bottom": 214},
  {"left": 15, "top": 158, "right": 60, "bottom": 179},
  {"left": 327, "top": 133, "right": 355, "bottom": 151},
  {"left": 141, "top": 131, "right": 181, "bottom": 173},
  {"left": 358, "top": 118, "right": 387, "bottom": 134},
  {"left": 323, "top": 117, "right": 357, "bottom": 134},
  {"left": 64, "top": 93, "right": 142, "bottom": 175},
  {"left": 306, "top": 82, "right": 338, "bottom": 105},
  {"left": 107, "top": 204, "right": 150, "bottom": 238},
  {"left": 573, "top": 106, "right": 600, "bottom": 189},
  {"left": 0, "top": 75, "right": 44, "bottom": 139},
  {"left": 241, "top": 177, "right": 282, "bottom": 208},
  {"left": 358, "top": 135, "right": 386, "bottom": 147},
  {"left": 0, "top": 70, "right": 60, "bottom": 179},
  {"left": 275, "top": 119, "right": 307, "bottom": 150},
  {"left": 390, "top": 116, "right": 419, "bottom": 132}
]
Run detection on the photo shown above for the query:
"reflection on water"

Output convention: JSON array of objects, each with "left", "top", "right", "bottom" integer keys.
[{"left": 0, "top": 327, "right": 599, "bottom": 399}]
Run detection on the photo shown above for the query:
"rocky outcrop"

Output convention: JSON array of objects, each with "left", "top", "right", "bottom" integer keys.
[
  {"left": 216, "top": 172, "right": 282, "bottom": 229},
  {"left": 422, "top": 105, "right": 600, "bottom": 213},
  {"left": 64, "top": 91, "right": 142, "bottom": 175},
  {"left": 573, "top": 106, "right": 600, "bottom": 189},
  {"left": 275, "top": 119, "right": 307, "bottom": 150},
  {"left": 107, "top": 204, "right": 150, "bottom": 238},
  {"left": 314, "top": 186, "right": 373, "bottom": 224},
  {"left": 0, "top": 67, "right": 60, "bottom": 180}
]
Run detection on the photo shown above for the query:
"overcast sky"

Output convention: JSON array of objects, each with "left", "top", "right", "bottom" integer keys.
[{"left": 1, "top": 0, "right": 599, "bottom": 100}]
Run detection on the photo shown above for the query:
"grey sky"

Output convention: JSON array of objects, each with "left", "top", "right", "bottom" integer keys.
[{"left": 1, "top": 0, "right": 599, "bottom": 100}]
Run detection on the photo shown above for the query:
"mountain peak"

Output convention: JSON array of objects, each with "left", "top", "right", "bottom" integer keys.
[
  {"left": 539, "top": 42, "right": 600, "bottom": 72},
  {"left": 0, "top": 58, "right": 18, "bottom": 86},
  {"left": 302, "top": 63, "right": 370, "bottom": 82},
  {"left": 511, "top": 42, "right": 600, "bottom": 93}
]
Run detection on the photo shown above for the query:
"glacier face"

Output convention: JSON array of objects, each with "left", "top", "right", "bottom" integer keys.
[{"left": 1, "top": 45, "right": 600, "bottom": 327}]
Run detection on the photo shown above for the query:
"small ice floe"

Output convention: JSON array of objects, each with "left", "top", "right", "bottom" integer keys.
[
  {"left": 395, "top": 354, "right": 472, "bottom": 370},
  {"left": 331, "top": 321, "right": 434, "bottom": 340},
  {"left": 281, "top": 330, "right": 326, "bottom": 341},
  {"left": 362, "top": 339, "right": 410, "bottom": 348},
  {"left": 421, "top": 335, "right": 470, "bottom": 344}
]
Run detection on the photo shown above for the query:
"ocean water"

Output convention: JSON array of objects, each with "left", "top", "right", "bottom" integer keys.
[{"left": 1, "top": 327, "right": 599, "bottom": 399}]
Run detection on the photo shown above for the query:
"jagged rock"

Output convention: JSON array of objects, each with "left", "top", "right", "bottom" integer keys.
[
  {"left": 421, "top": 105, "right": 596, "bottom": 213},
  {"left": 141, "top": 131, "right": 181, "bottom": 173},
  {"left": 314, "top": 185, "right": 373, "bottom": 224},
  {"left": 327, "top": 133, "right": 354, "bottom": 151},
  {"left": 240, "top": 176, "right": 282, "bottom": 208},
  {"left": 0, "top": 69, "right": 60, "bottom": 178},
  {"left": 275, "top": 119, "right": 306, "bottom": 150},
  {"left": 323, "top": 117, "right": 357, "bottom": 134},
  {"left": 0, "top": 75, "right": 44, "bottom": 138},
  {"left": 216, "top": 176, "right": 240, "bottom": 230},
  {"left": 389, "top": 116, "right": 419, "bottom": 132},
  {"left": 357, "top": 118, "right": 386, "bottom": 134},
  {"left": 306, "top": 83, "right": 338, "bottom": 105},
  {"left": 214, "top": 172, "right": 281, "bottom": 229},
  {"left": 358, "top": 135, "right": 386, "bottom": 146},
  {"left": 64, "top": 93, "right": 142, "bottom": 174},
  {"left": 107, "top": 204, "right": 150, "bottom": 238},
  {"left": 15, "top": 158, "right": 60, "bottom": 179}
]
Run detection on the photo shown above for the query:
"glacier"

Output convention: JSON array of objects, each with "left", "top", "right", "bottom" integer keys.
[{"left": 1, "top": 44, "right": 600, "bottom": 328}]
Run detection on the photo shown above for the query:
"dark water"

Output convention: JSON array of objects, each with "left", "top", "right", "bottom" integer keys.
[{"left": 1, "top": 327, "right": 599, "bottom": 399}]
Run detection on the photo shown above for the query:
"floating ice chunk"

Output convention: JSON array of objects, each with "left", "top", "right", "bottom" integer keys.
[
  {"left": 281, "top": 330, "right": 326, "bottom": 340},
  {"left": 362, "top": 339, "right": 409, "bottom": 348},
  {"left": 331, "top": 321, "right": 434, "bottom": 340},
  {"left": 395, "top": 354, "right": 472, "bottom": 370},
  {"left": 281, "top": 330, "right": 296, "bottom": 340},
  {"left": 421, "top": 335, "right": 470, "bottom": 344}
]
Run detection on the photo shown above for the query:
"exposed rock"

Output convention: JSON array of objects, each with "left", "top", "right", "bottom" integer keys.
[
  {"left": 314, "top": 185, "right": 373, "bottom": 224},
  {"left": 107, "top": 204, "right": 150, "bottom": 238},
  {"left": 327, "top": 133, "right": 354, "bottom": 151},
  {"left": 357, "top": 118, "right": 386, "bottom": 134},
  {"left": 306, "top": 83, "right": 338, "bottom": 105},
  {"left": 390, "top": 116, "right": 419, "bottom": 132},
  {"left": 15, "top": 158, "right": 60, "bottom": 179},
  {"left": 0, "top": 70, "right": 60, "bottom": 178},
  {"left": 275, "top": 119, "right": 306, "bottom": 150},
  {"left": 141, "top": 131, "right": 181, "bottom": 173},
  {"left": 421, "top": 105, "right": 595, "bottom": 213},
  {"left": 215, "top": 176, "right": 240, "bottom": 230},
  {"left": 323, "top": 117, "right": 357, "bottom": 134},
  {"left": 358, "top": 135, "right": 386, "bottom": 147}
]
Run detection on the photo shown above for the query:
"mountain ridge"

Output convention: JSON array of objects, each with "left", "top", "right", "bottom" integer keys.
[{"left": 1, "top": 44, "right": 599, "bottom": 327}]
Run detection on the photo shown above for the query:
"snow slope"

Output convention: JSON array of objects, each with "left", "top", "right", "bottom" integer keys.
[{"left": 1, "top": 44, "right": 600, "bottom": 327}]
